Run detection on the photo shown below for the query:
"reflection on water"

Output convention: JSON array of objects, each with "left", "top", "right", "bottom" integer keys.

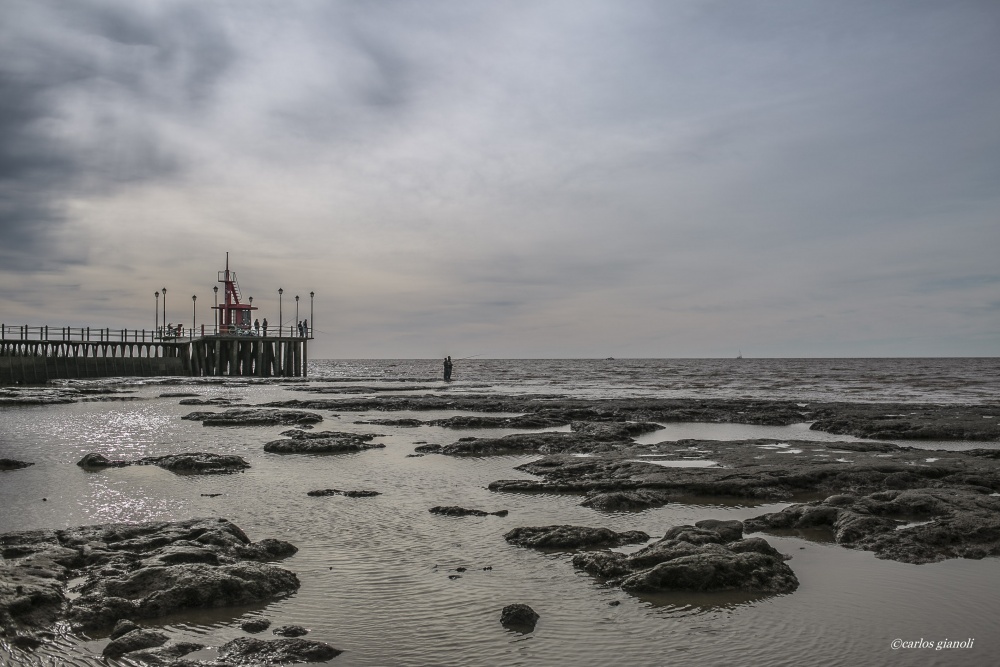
[
  {"left": 627, "top": 459, "right": 721, "bottom": 468},
  {"left": 633, "top": 588, "right": 774, "bottom": 614},
  {"left": 1, "top": 363, "right": 999, "bottom": 666}
]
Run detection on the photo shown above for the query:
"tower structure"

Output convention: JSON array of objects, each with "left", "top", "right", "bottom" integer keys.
[{"left": 212, "top": 253, "right": 257, "bottom": 334}]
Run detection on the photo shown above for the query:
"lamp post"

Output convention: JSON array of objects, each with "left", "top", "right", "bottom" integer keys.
[
  {"left": 213, "top": 285, "right": 218, "bottom": 334},
  {"left": 155, "top": 291, "right": 160, "bottom": 337},
  {"left": 295, "top": 295, "right": 300, "bottom": 336},
  {"left": 192, "top": 295, "right": 197, "bottom": 338},
  {"left": 248, "top": 296, "right": 253, "bottom": 333},
  {"left": 278, "top": 288, "right": 283, "bottom": 337},
  {"left": 162, "top": 287, "right": 167, "bottom": 334},
  {"left": 309, "top": 291, "right": 314, "bottom": 338}
]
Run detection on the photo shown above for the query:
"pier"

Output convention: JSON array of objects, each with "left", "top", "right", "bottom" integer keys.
[
  {"left": 1, "top": 254, "right": 314, "bottom": 385},
  {"left": 0, "top": 325, "right": 310, "bottom": 385}
]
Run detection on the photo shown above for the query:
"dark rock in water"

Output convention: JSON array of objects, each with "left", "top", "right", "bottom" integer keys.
[
  {"left": 109, "top": 618, "right": 140, "bottom": 639},
  {"left": 0, "top": 459, "right": 34, "bottom": 471},
  {"left": 235, "top": 538, "right": 299, "bottom": 561},
  {"left": 76, "top": 453, "right": 129, "bottom": 468},
  {"left": 70, "top": 561, "right": 299, "bottom": 633},
  {"left": 241, "top": 617, "right": 271, "bottom": 633},
  {"left": 809, "top": 405, "right": 1000, "bottom": 441},
  {"left": 414, "top": 444, "right": 442, "bottom": 454},
  {"left": 745, "top": 488, "right": 1000, "bottom": 564},
  {"left": 308, "top": 489, "right": 381, "bottom": 497},
  {"left": 102, "top": 628, "right": 168, "bottom": 657},
  {"left": 963, "top": 449, "right": 1000, "bottom": 460},
  {"left": 356, "top": 418, "right": 425, "bottom": 427},
  {"left": 218, "top": 636, "right": 342, "bottom": 664},
  {"left": 430, "top": 506, "right": 507, "bottom": 517},
  {"left": 441, "top": 431, "right": 635, "bottom": 457},
  {"left": 618, "top": 546, "right": 797, "bottom": 595},
  {"left": 76, "top": 452, "right": 250, "bottom": 475},
  {"left": 489, "top": 436, "right": 1000, "bottom": 548},
  {"left": 500, "top": 603, "right": 539, "bottom": 632},
  {"left": 571, "top": 521, "right": 798, "bottom": 596},
  {"left": 182, "top": 408, "right": 323, "bottom": 426},
  {"left": 427, "top": 412, "right": 573, "bottom": 429},
  {"left": 11, "top": 635, "right": 43, "bottom": 650},
  {"left": 570, "top": 421, "right": 664, "bottom": 440},
  {"left": 159, "top": 392, "right": 201, "bottom": 398},
  {"left": 273, "top": 624, "right": 308, "bottom": 637},
  {"left": 178, "top": 397, "right": 241, "bottom": 405},
  {"left": 0, "top": 517, "right": 299, "bottom": 640},
  {"left": 138, "top": 452, "right": 251, "bottom": 475},
  {"left": 504, "top": 525, "right": 649, "bottom": 549},
  {"left": 265, "top": 430, "right": 384, "bottom": 454},
  {"left": 582, "top": 489, "right": 675, "bottom": 511},
  {"left": 125, "top": 641, "right": 205, "bottom": 663},
  {"left": 692, "top": 519, "right": 744, "bottom": 542}
]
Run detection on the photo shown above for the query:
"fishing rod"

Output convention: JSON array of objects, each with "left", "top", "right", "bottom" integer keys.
[{"left": 454, "top": 354, "right": 484, "bottom": 361}]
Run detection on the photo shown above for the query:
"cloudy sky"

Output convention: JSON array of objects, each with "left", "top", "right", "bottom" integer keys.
[{"left": 1, "top": 0, "right": 997, "bottom": 358}]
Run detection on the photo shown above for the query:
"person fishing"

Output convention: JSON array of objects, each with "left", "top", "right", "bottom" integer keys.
[{"left": 443, "top": 356, "right": 453, "bottom": 381}]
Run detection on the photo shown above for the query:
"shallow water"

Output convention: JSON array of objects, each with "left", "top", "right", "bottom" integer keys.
[{"left": 1, "top": 358, "right": 998, "bottom": 666}]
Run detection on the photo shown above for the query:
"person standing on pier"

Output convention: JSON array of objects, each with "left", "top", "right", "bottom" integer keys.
[
  {"left": 262, "top": 318, "right": 268, "bottom": 336},
  {"left": 254, "top": 319, "right": 260, "bottom": 336}
]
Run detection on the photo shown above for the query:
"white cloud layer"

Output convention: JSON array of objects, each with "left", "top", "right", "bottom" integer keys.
[{"left": 1, "top": 0, "right": 998, "bottom": 357}]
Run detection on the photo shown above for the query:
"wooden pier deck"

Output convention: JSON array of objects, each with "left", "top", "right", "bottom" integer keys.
[{"left": 0, "top": 325, "right": 309, "bottom": 385}]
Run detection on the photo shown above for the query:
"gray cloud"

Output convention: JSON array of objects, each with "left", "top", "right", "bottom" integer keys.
[
  {"left": 1, "top": 0, "right": 997, "bottom": 356},
  {"left": 0, "top": 0, "right": 235, "bottom": 268}
]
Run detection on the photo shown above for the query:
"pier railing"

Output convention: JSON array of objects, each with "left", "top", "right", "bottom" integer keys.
[{"left": 1, "top": 324, "right": 312, "bottom": 341}]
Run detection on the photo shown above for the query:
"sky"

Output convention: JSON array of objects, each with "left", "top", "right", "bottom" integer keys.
[{"left": 1, "top": 0, "right": 998, "bottom": 359}]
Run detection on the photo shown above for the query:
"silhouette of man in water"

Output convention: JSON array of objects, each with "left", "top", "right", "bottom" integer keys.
[{"left": 443, "top": 356, "right": 453, "bottom": 381}]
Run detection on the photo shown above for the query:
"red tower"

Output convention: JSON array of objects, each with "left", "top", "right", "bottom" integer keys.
[{"left": 212, "top": 253, "right": 257, "bottom": 335}]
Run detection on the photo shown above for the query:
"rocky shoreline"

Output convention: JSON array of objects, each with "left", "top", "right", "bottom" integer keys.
[
  {"left": 263, "top": 395, "right": 1000, "bottom": 441},
  {"left": 2, "top": 391, "right": 998, "bottom": 663},
  {"left": 0, "top": 517, "right": 342, "bottom": 663}
]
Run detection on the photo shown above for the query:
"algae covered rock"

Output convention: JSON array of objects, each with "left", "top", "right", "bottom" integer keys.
[
  {"left": 500, "top": 603, "right": 539, "bottom": 632},
  {"left": 572, "top": 520, "right": 798, "bottom": 596},
  {"left": 504, "top": 525, "right": 649, "bottom": 549}
]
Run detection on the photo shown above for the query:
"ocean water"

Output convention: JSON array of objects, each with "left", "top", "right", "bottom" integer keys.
[
  {"left": 1, "top": 358, "right": 998, "bottom": 667},
  {"left": 313, "top": 357, "right": 1000, "bottom": 403}
]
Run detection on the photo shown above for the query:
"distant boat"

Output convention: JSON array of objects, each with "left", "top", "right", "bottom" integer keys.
[
  {"left": 605, "top": 357, "right": 615, "bottom": 360},
  {"left": 736, "top": 350, "right": 743, "bottom": 359}
]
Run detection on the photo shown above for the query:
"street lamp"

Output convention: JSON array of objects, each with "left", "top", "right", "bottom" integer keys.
[
  {"left": 213, "top": 285, "right": 219, "bottom": 334},
  {"left": 162, "top": 287, "right": 167, "bottom": 334},
  {"left": 192, "top": 295, "right": 197, "bottom": 338},
  {"left": 278, "top": 288, "right": 283, "bottom": 337},
  {"left": 155, "top": 291, "right": 160, "bottom": 336},
  {"left": 295, "top": 295, "right": 300, "bottom": 336},
  {"left": 309, "top": 291, "right": 314, "bottom": 338}
]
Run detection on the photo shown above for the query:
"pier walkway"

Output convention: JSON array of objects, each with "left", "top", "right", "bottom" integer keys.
[{"left": 0, "top": 325, "right": 309, "bottom": 385}]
